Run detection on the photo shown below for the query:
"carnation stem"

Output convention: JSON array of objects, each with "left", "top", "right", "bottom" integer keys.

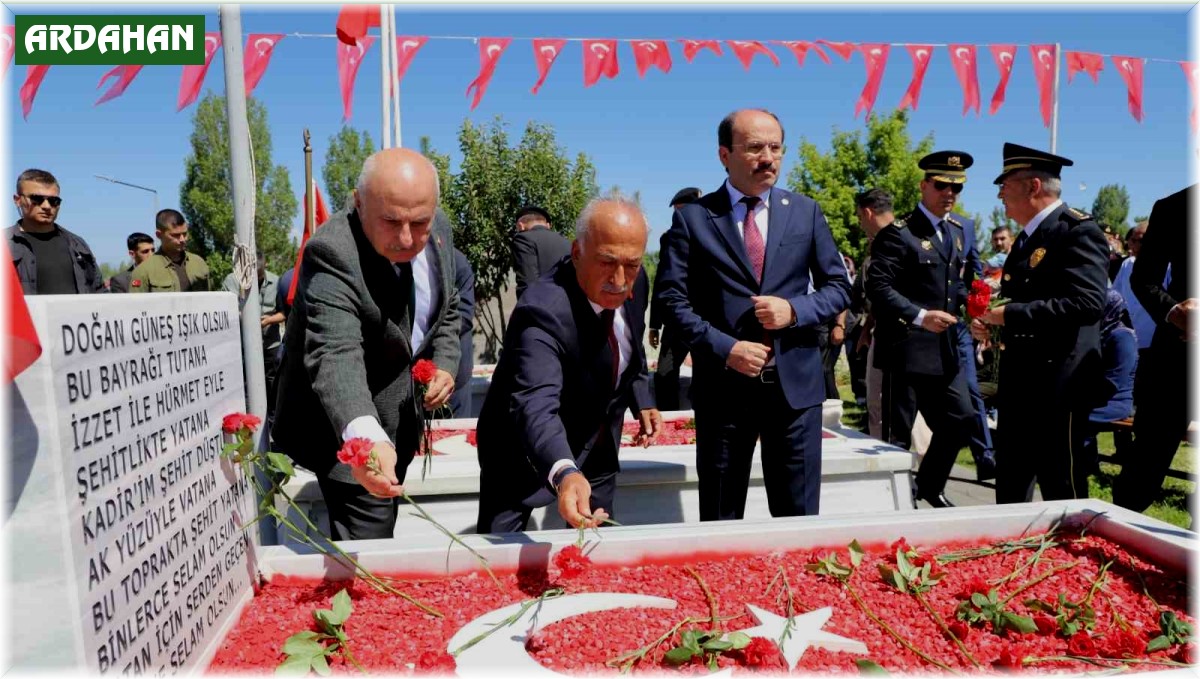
[
  {"left": 846, "top": 584, "right": 958, "bottom": 673},
  {"left": 1081, "top": 560, "right": 1113, "bottom": 608},
  {"left": 401, "top": 493, "right": 503, "bottom": 592},
  {"left": 999, "top": 561, "right": 1080, "bottom": 607},
  {"left": 1025, "top": 655, "right": 1189, "bottom": 668},
  {"left": 605, "top": 616, "right": 705, "bottom": 673},
  {"left": 449, "top": 587, "right": 566, "bottom": 657},
  {"left": 915, "top": 591, "right": 981, "bottom": 668},
  {"left": 685, "top": 566, "right": 720, "bottom": 633}
]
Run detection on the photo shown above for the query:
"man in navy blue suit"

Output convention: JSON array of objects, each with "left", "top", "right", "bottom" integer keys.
[
  {"left": 656, "top": 109, "right": 851, "bottom": 520},
  {"left": 476, "top": 196, "right": 662, "bottom": 533}
]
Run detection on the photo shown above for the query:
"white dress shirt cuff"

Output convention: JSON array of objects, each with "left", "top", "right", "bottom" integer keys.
[
  {"left": 913, "top": 309, "right": 927, "bottom": 326},
  {"left": 342, "top": 416, "right": 391, "bottom": 444},
  {"left": 548, "top": 459, "right": 578, "bottom": 489}
]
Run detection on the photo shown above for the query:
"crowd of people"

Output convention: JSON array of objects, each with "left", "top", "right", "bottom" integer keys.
[{"left": 10, "top": 108, "right": 1194, "bottom": 541}]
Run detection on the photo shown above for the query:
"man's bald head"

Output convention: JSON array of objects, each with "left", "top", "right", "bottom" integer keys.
[
  {"left": 353, "top": 148, "right": 440, "bottom": 263},
  {"left": 572, "top": 196, "right": 649, "bottom": 309}
]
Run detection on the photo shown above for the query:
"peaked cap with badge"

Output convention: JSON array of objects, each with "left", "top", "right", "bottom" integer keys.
[
  {"left": 993, "top": 143, "right": 1074, "bottom": 185},
  {"left": 919, "top": 150, "right": 974, "bottom": 184}
]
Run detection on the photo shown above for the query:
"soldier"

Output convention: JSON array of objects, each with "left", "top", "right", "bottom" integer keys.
[
  {"left": 865, "top": 151, "right": 977, "bottom": 508},
  {"left": 971, "top": 143, "right": 1108, "bottom": 504},
  {"left": 129, "top": 209, "right": 210, "bottom": 292}
]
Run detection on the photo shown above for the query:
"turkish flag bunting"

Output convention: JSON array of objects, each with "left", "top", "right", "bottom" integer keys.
[
  {"left": 1112, "top": 55, "right": 1145, "bottom": 122},
  {"left": 630, "top": 40, "right": 672, "bottom": 77},
  {"left": 816, "top": 40, "right": 856, "bottom": 61},
  {"left": 854, "top": 44, "right": 889, "bottom": 119},
  {"left": 395, "top": 36, "right": 428, "bottom": 83},
  {"left": 466, "top": 37, "right": 511, "bottom": 109},
  {"left": 4, "top": 242, "right": 41, "bottom": 382},
  {"left": 530, "top": 39, "right": 566, "bottom": 94},
  {"left": 2, "top": 26, "right": 14, "bottom": 80},
  {"left": 1181, "top": 61, "right": 1199, "bottom": 132},
  {"left": 1066, "top": 51, "right": 1104, "bottom": 84},
  {"left": 287, "top": 182, "right": 331, "bottom": 306},
  {"left": 725, "top": 40, "right": 779, "bottom": 70},
  {"left": 336, "top": 5, "right": 380, "bottom": 46},
  {"left": 95, "top": 65, "right": 144, "bottom": 106},
  {"left": 897, "top": 44, "right": 934, "bottom": 111},
  {"left": 244, "top": 34, "right": 284, "bottom": 97},
  {"left": 1030, "top": 44, "right": 1056, "bottom": 127},
  {"left": 582, "top": 39, "right": 619, "bottom": 87},
  {"left": 772, "top": 40, "right": 830, "bottom": 67},
  {"left": 177, "top": 32, "right": 221, "bottom": 111},
  {"left": 988, "top": 44, "right": 1017, "bottom": 115},
  {"left": 948, "top": 44, "right": 981, "bottom": 116},
  {"left": 337, "top": 36, "right": 375, "bottom": 121},
  {"left": 678, "top": 40, "right": 722, "bottom": 62},
  {"left": 20, "top": 65, "right": 50, "bottom": 119}
]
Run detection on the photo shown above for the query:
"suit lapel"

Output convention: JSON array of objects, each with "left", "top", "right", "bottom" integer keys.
[
  {"left": 705, "top": 187, "right": 757, "bottom": 284},
  {"left": 761, "top": 188, "right": 793, "bottom": 291}
]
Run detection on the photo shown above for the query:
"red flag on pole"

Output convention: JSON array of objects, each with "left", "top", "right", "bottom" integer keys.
[
  {"left": 531, "top": 38, "right": 566, "bottom": 94},
  {"left": 1112, "top": 55, "right": 1145, "bottom": 123},
  {"left": 337, "top": 36, "right": 374, "bottom": 121},
  {"left": 177, "top": 32, "right": 221, "bottom": 111},
  {"left": 630, "top": 40, "right": 672, "bottom": 77},
  {"left": 1030, "top": 44, "right": 1057, "bottom": 127},
  {"left": 394, "top": 36, "right": 428, "bottom": 83},
  {"left": 897, "top": 44, "right": 934, "bottom": 111},
  {"left": 1181, "top": 61, "right": 1199, "bottom": 132},
  {"left": 287, "top": 183, "right": 331, "bottom": 306},
  {"left": 244, "top": 34, "right": 284, "bottom": 97},
  {"left": 335, "top": 5, "right": 380, "bottom": 46},
  {"left": 854, "top": 44, "right": 889, "bottom": 119},
  {"left": 816, "top": 40, "right": 856, "bottom": 61},
  {"left": 2, "top": 26, "right": 14, "bottom": 80},
  {"left": 1065, "top": 51, "right": 1104, "bottom": 84},
  {"left": 19, "top": 65, "right": 50, "bottom": 120},
  {"left": 95, "top": 65, "right": 144, "bottom": 106},
  {"left": 466, "top": 37, "right": 511, "bottom": 109},
  {"left": 948, "top": 44, "right": 981, "bottom": 116},
  {"left": 772, "top": 40, "right": 830, "bottom": 67},
  {"left": 725, "top": 40, "right": 779, "bottom": 70},
  {"left": 582, "top": 39, "right": 619, "bottom": 87},
  {"left": 678, "top": 40, "right": 722, "bottom": 63},
  {"left": 988, "top": 44, "right": 1017, "bottom": 115},
  {"left": 3, "top": 242, "right": 41, "bottom": 382}
]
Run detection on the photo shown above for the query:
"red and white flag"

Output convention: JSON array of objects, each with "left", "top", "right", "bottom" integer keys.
[
  {"left": 1066, "top": 51, "right": 1104, "bottom": 84},
  {"left": 177, "top": 32, "right": 220, "bottom": 111},
  {"left": 948, "top": 44, "right": 981, "bottom": 116},
  {"left": 1030, "top": 44, "right": 1057, "bottom": 127},
  {"left": 20, "top": 65, "right": 50, "bottom": 119},
  {"left": 988, "top": 44, "right": 1017, "bottom": 115},
  {"left": 337, "top": 36, "right": 375, "bottom": 121},
  {"left": 335, "top": 5, "right": 380, "bottom": 46},
  {"left": 1112, "top": 55, "right": 1145, "bottom": 122},
  {"left": 394, "top": 36, "right": 428, "bottom": 84},
  {"left": 816, "top": 40, "right": 856, "bottom": 61},
  {"left": 244, "top": 34, "right": 284, "bottom": 97},
  {"left": 725, "top": 40, "right": 779, "bottom": 70},
  {"left": 854, "top": 44, "right": 889, "bottom": 119},
  {"left": 531, "top": 38, "right": 566, "bottom": 93},
  {"left": 897, "top": 44, "right": 934, "bottom": 111},
  {"left": 465, "top": 37, "right": 511, "bottom": 109},
  {"left": 1181, "top": 61, "right": 1199, "bottom": 132},
  {"left": 582, "top": 39, "right": 619, "bottom": 87},
  {"left": 287, "top": 182, "right": 331, "bottom": 306},
  {"left": 3, "top": 242, "right": 41, "bottom": 382},
  {"left": 95, "top": 64, "right": 143, "bottom": 105},
  {"left": 773, "top": 40, "right": 830, "bottom": 67},
  {"left": 678, "top": 39, "right": 722, "bottom": 63},
  {"left": 2, "top": 26, "right": 14, "bottom": 80},
  {"left": 630, "top": 40, "right": 671, "bottom": 77}
]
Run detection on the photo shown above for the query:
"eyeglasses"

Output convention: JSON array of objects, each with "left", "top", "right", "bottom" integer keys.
[
  {"left": 23, "top": 194, "right": 62, "bottom": 208},
  {"left": 932, "top": 181, "right": 964, "bottom": 195},
  {"left": 734, "top": 142, "right": 786, "bottom": 157}
]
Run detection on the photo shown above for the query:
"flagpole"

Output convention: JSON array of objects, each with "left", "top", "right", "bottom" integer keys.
[
  {"left": 379, "top": 4, "right": 392, "bottom": 149},
  {"left": 304, "top": 129, "right": 315, "bottom": 237},
  {"left": 390, "top": 5, "right": 402, "bottom": 147},
  {"left": 1050, "top": 42, "right": 1061, "bottom": 153}
]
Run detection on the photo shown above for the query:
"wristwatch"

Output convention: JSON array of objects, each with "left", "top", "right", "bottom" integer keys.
[{"left": 552, "top": 466, "right": 582, "bottom": 493}]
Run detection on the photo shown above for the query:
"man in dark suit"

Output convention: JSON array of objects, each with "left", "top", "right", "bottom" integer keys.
[
  {"left": 512, "top": 205, "right": 572, "bottom": 298},
  {"left": 273, "top": 148, "right": 461, "bottom": 540},
  {"left": 972, "top": 143, "right": 1108, "bottom": 504},
  {"left": 447, "top": 247, "right": 476, "bottom": 418},
  {"left": 1114, "top": 185, "right": 1195, "bottom": 512},
  {"left": 657, "top": 109, "right": 851, "bottom": 521},
  {"left": 476, "top": 197, "right": 661, "bottom": 533},
  {"left": 649, "top": 187, "right": 702, "bottom": 411},
  {"left": 867, "top": 151, "right": 978, "bottom": 508}
]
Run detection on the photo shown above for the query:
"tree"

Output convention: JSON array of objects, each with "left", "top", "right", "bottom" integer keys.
[
  {"left": 786, "top": 110, "right": 934, "bottom": 263},
  {"left": 322, "top": 126, "right": 375, "bottom": 212},
  {"left": 179, "top": 93, "right": 298, "bottom": 284},
  {"left": 1091, "top": 184, "right": 1131, "bottom": 232}
]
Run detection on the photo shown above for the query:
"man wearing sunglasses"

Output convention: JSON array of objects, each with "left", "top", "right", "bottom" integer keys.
[{"left": 7, "top": 168, "right": 104, "bottom": 295}]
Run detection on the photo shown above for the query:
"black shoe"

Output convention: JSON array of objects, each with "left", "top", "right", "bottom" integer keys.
[
  {"left": 917, "top": 492, "right": 956, "bottom": 509},
  {"left": 976, "top": 456, "right": 997, "bottom": 482}
]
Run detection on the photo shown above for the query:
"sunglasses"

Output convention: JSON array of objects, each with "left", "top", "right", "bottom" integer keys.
[
  {"left": 932, "top": 181, "right": 964, "bottom": 194},
  {"left": 23, "top": 194, "right": 62, "bottom": 208}
]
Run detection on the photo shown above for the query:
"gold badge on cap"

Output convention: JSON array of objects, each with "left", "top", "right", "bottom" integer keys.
[
  {"left": 921, "top": 240, "right": 933, "bottom": 251},
  {"left": 1030, "top": 247, "right": 1047, "bottom": 268},
  {"left": 948, "top": 155, "right": 961, "bottom": 168}
]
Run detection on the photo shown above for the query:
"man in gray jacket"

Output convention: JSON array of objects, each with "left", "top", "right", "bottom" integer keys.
[{"left": 273, "top": 148, "right": 460, "bottom": 540}]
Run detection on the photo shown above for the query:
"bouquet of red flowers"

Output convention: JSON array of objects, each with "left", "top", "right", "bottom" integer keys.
[
  {"left": 964, "top": 280, "right": 1007, "bottom": 384},
  {"left": 412, "top": 358, "right": 451, "bottom": 480}
]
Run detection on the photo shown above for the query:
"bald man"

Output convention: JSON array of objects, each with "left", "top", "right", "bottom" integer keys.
[
  {"left": 476, "top": 196, "right": 662, "bottom": 534},
  {"left": 273, "top": 148, "right": 461, "bottom": 540}
]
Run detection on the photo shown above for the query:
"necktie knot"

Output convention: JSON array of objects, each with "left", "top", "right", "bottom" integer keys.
[
  {"left": 1014, "top": 230, "right": 1029, "bottom": 252},
  {"left": 600, "top": 308, "right": 615, "bottom": 330},
  {"left": 741, "top": 195, "right": 761, "bottom": 210}
]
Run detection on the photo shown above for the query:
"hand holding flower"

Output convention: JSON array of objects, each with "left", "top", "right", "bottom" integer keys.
[{"left": 340, "top": 438, "right": 405, "bottom": 498}]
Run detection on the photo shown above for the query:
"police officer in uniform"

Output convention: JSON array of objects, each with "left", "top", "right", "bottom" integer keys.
[
  {"left": 971, "top": 144, "right": 1108, "bottom": 504},
  {"left": 865, "top": 151, "right": 976, "bottom": 508},
  {"left": 129, "top": 209, "right": 210, "bottom": 292}
]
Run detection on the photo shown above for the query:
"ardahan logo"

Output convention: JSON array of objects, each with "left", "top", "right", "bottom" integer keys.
[{"left": 15, "top": 15, "right": 206, "bottom": 65}]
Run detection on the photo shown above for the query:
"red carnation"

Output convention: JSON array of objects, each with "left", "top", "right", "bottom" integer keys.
[
  {"left": 553, "top": 544, "right": 591, "bottom": 578},
  {"left": 994, "top": 646, "right": 1026, "bottom": 670},
  {"left": 1068, "top": 631, "right": 1097, "bottom": 657},
  {"left": 1034, "top": 614, "right": 1057, "bottom": 636},
  {"left": 1175, "top": 644, "right": 1195, "bottom": 664},
  {"left": 413, "top": 359, "right": 438, "bottom": 385},
  {"left": 465, "top": 430, "right": 478, "bottom": 447},
  {"left": 890, "top": 537, "right": 912, "bottom": 554},
  {"left": 741, "top": 637, "right": 785, "bottom": 669},
  {"left": 959, "top": 576, "right": 991, "bottom": 599},
  {"left": 337, "top": 437, "right": 374, "bottom": 468},
  {"left": 222, "top": 412, "right": 262, "bottom": 434},
  {"left": 1100, "top": 629, "right": 1147, "bottom": 659},
  {"left": 967, "top": 280, "right": 992, "bottom": 318},
  {"left": 415, "top": 649, "right": 457, "bottom": 673},
  {"left": 948, "top": 620, "right": 970, "bottom": 641}
]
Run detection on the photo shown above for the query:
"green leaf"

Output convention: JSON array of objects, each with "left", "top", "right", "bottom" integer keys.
[
  {"left": 330, "top": 589, "right": 353, "bottom": 626},
  {"left": 680, "top": 629, "right": 702, "bottom": 652},
  {"left": 275, "top": 654, "right": 313, "bottom": 676},
  {"left": 281, "top": 636, "right": 324, "bottom": 657},
  {"left": 725, "top": 631, "right": 751, "bottom": 650},
  {"left": 1146, "top": 636, "right": 1171, "bottom": 653},
  {"left": 848, "top": 540, "right": 865, "bottom": 569},
  {"left": 663, "top": 646, "right": 697, "bottom": 665},
  {"left": 706, "top": 653, "right": 719, "bottom": 672},
  {"left": 267, "top": 452, "right": 296, "bottom": 477},
  {"left": 313, "top": 609, "right": 335, "bottom": 631},
  {"left": 891, "top": 570, "right": 907, "bottom": 593},
  {"left": 970, "top": 593, "right": 990, "bottom": 608},
  {"left": 896, "top": 549, "right": 913, "bottom": 576},
  {"left": 855, "top": 659, "right": 890, "bottom": 675},
  {"left": 310, "top": 652, "right": 331, "bottom": 677},
  {"left": 702, "top": 639, "right": 733, "bottom": 652},
  {"left": 1001, "top": 612, "right": 1038, "bottom": 634}
]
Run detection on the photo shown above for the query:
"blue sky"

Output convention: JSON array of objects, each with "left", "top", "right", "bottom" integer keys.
[{"left": 5, "top": 3, "right": 1194, "bottom": 267}]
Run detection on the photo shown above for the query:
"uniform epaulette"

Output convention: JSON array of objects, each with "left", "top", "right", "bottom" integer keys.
[
  {"left": 1064, "top": 207, "right": 1092, "bottom": 223},
  {"left": 893, "top": 217, "right": 907, "bottom": 229},
  {"left": 945, "top": 215, "right": 963, "bottom": 227}
]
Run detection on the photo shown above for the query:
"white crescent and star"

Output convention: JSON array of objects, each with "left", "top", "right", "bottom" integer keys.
[
  {"left": 1038, "top": 49, "right": 1052, "bottom": 67},
  {"left": 638, "top": 41, "right": 658, "bottom": 51},
  {"left": 402, "top": 39, "right": 420, "bottom": 52},
  {"left": 869, "top": 48, "right": 882, "bottom": 57},
  {"left": 539, "top": 45, "right": 558, "bottom": 59},
  {"left": 955, "top": 47, "right": 971, "bottom": 64},
  {"left": 254, "top": 37, "right": 275, "bottom": 56},
  {"left": 486, "top": 43, "right": 502, "bottom": 58},
  {"left": 1121, "top": 59, "right": 1134, "bottom": 73},
  {"left": 204, "top": 35, "right": 218, "bottom": 55},
  {"left": 915, "top": 48, "right": 929, "bottom": 61},
  {"left": 590, "top": 43, "right": 611, "bottom": 57},
  {"left": 1000, "top": 51, "right": 1013, "bottom": 65},
  {"left": 1, "top": 33, "right": 13, "bottom": 52}
]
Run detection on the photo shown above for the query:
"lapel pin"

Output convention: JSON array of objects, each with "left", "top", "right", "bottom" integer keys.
[
  {"left": 781, "top": 198, "right": 789, "bottom": 206},
  {"left": 920, "top": 240, "right": 933, "bottom": 251},
  {"left": 1030, "top": 247, "right": 1047, "bottom": 268}
]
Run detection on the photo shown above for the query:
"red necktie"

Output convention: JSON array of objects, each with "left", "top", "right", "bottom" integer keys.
[
  {"left": 601, "top": 309, "right": 619, "bottom": 388},
  {"left": 741, "top": 196, "right": 765, "bottom": 283}
]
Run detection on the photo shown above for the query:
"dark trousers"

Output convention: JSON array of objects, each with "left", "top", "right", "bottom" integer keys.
[
  {"left": 448, "top": 383, "right": 473, "bottom": 418},
  {"left": 1114, "top": 338, "right": 1190, "bottom": 512},
  {"left": 654, "top": 331, "right": 689, "bottom": 412},
  {"left": 315, "top": 475, "right": 401, "bottom": 541},
  {"left": 817, "top": 325, "right": 839, "bottom": 400},
  {"left": 846, "top": 325, "right": 869, "bottom": 403},
  {"left": 955, "top": 324, "right": 995, "bottom": 464},
  {"left": 995, "top": 406, "right": 1091, "bottom": 503},
  {"left": 882, "top": 367, "right": 974, "bottom": 497},
  {"left": 694, "top": 375, "right": 823, "bottom": 520},
  {"left": 476, "top": 471, "right": 618, "bottom": 534}
]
